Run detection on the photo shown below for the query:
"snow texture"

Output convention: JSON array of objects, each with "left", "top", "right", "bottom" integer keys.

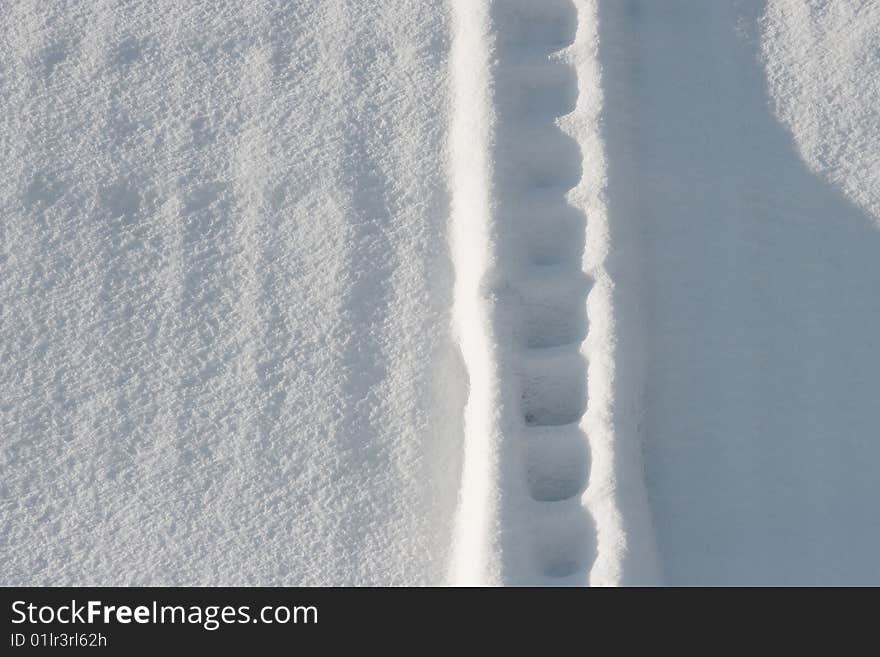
[
  {"left": 599, "top": 0, "right": 880, "bottom": 585},
  {"left": 763, "top": 0, "right": 880, "bottom": 226},
  {"left": 1, "top": 0, "right": 463, "bottom": 586},
  {"left": 448, "top": 0, "right": 658, "bottom": 586},
  {"left": 2, "top": 0, "right": 880, "bottom": 586}
]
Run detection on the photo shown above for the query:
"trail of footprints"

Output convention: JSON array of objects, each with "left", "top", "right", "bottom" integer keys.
[{"left": 493, "top": 0, "right": 596, "bottom": 584}]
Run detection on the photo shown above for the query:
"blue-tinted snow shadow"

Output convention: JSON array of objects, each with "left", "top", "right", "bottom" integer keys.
[{"left": 599, "top": 0, "right": 880, "bottom": 585}]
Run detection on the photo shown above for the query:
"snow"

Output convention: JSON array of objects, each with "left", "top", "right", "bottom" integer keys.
[
  {"left": 1, "top": 0, "right": 462, "bottom": 585},
  {"left": 448, "top": 0, "right": 658, "bottom": 586},
  {"left": 447, "top": 0, "right": 499, "bottom": 586},
  {"left": 599, "top": 0, "right": 880, "bottom": 585},
  {"left": 763, "top": 1, "right": 880, "bottom": 227},
  {"left": 2, "top": 0, "right": 879, "bottom": 586}
]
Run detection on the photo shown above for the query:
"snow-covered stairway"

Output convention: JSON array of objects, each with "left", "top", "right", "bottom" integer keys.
[
  {"left": 448, "top": 0, "right": 660, "bottom": 585},
  {"left": 490, "top": 0, "right": 595, "bottom": 586}
]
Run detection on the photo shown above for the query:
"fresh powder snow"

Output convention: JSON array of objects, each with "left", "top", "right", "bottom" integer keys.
[
  {"left": 2, "top": 0, "right": 879, "bottom": 586},
  {"left": 1, "top": 0, "right": 463, "bottom": 586}
]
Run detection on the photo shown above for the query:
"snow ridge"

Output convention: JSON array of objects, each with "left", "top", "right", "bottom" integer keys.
[{"left": 447, "top": 0, "right": 502, "bottom": 586}]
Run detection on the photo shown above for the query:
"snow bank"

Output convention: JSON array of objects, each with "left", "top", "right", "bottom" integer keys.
[
  {"left": 762, "top": 0, "right": 880, "bottom": 226},
  {"left": 447, "top": 0, "right": 501, "bottom": 586}
]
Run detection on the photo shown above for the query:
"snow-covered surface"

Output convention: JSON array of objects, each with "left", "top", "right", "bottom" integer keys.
[
  {"left": 1, "top": 0, "right": 462, "bottom": 585},
  {"left": 599, "top": 0, "right": 880, "bottom": 584},
  {"left": 2, "top": 0, "right": 879, "bottom": 586},
  {"left": 763, "top": 1, "right": 880, "bottom": 226},
  {"left": 448, "top": 0, "right": 658, "bottom": 586}
]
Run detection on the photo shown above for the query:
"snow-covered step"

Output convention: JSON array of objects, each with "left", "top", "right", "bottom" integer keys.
[
  {"left": 494, "top": 60, "right": 578, "bottom": 120},
  {"left": 516, "top": 263, "right": 592, "bottom": 299},
  {"left": 527, "top": 496, "right": 595, "bottom": 582},
  {"left": 499, "top": 198, "right": 586, "bottom": 266},
  {"left": 494, "top": 125, "right": 583, "bottom": 192},
  {"left": 520, "top": 347, "right": 588, "bottom": 427},
  {"left": 492, "top": 0, "right": 578, "bottom": 58},
  {"left": 522, "top": 423, "right": 589, "bottom": 502},
  {"left": 517, "top": 271, "right": 589, "bottom": 349}
]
